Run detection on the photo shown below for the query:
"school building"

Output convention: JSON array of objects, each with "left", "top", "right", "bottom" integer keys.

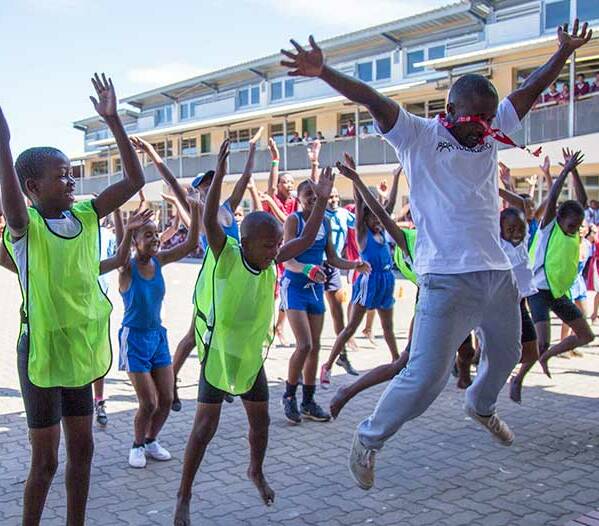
[{"left": 71, "top": 0, "right": 599, "bottom": 215}]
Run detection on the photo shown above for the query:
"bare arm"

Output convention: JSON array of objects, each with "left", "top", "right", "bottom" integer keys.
[
  {"left": 385, "top": 165, "right": 402, "bottom": 214},
  {"left": 157, "top": 198, "right": 200, "bottom": 266},
  {"left": 113, "top": 208, "right": 124, "bottom": 245},
  {"left": 498, "top": 188, "right": 527, "bottom": 211},
  {"left": 0, "top": 107, "right": 28, "bottom": 237},
  {"left": 508, "top": 21, "right": 592, "bottom": 120},
  {"left": 90, "top": 74, "right": 145, "bottom": 218},
  {"left": 247, "top": 178, "right": 261, "bottom": 212},
  {"left": 281, "top": 36, "right": 399, "bottom": 133},
  {"left": 541, "top": 151, "right": 584, "bottom": 228},
  {"left": 261, "top": 193, "right": 288, "bottom": 223},
  {"left": 159, "top": 213, "right": 180, "bottom": 244},
  {"left": 103, "top": 208, "right": 153, "bottom": 274},
  {"left": 202, "top": 139, "right": 229, "bottom": 259},
  {"left": 307, "top": 140, "right": 321, "bottom": 183},
  {"left": 162, "top": 192, "right": 192, "bottom": 229},
  {"left": 276, "top": 167, "right": 335, "bottom": 263},
  {"left": 228, "top": 127, "right": 262, "bottom": 210},
  {"left": 562, "top": 148, "right": 588, "bottom": 208},
  {"left": 266, "top": 138, "right": 279, "bottom": 197}
]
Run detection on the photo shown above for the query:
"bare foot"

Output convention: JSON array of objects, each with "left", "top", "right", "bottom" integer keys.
[
  {"left": 330, "top": 385, "right": 350, "bottom": 420},
  {"left": 509, "top": 377, "right": 522, "bottom": 404},
  {"left": 247, "top": 468, "right": 275, "bottom": 506},
  {"left": 538, "top": 352, "right": 552, "bottom": 379},
  {"left": 362, "top": 329, "right": 376, "bottom": 346},
  {"left": 174, "top": 495, "right": 191, "bottom": 526}
]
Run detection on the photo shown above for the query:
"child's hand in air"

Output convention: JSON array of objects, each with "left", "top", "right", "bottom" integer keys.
[
  {"left": 126, "top": 208, "right": 154, "bottom": 231},
  {"left": 377, "top": 179, "right": 389, "bottom": 200},
  {"left": 538, "top": 155, "right": 551, "bottom": 175},
  {"left": 130, "top": 136, "right": 154, "bottom": 155},
  {"left": 498, "top": 161, "right": 511, "bottom": 187},
  {"left": 355, "top": 260, "right": 372, "bottom": 274},
  {"left": 314, "top": 166, "right": 335, "bottom": 199},
  {"left": 90, "top": 73, "right": 117, "bottom": 118},
  {"left": 186, "top": 192, "right": 203, "bottom": 209},
  {"left": 268, "top": 138, "right": 279, "bottom": 161},
  {"left": 216, "top": 139, "right": 230, "bottom": 176},
  {"left": 562, "top": 149, "right": 584, "bottom": 172},
  {"left": 335, "top": 154, "right": 359, "bottom": 182},
  {"left": 307, "top": 139, "right": 321, "bottom": 163},
  {"left": 281, "top": 35, "right": 325, "bottom": 78}
]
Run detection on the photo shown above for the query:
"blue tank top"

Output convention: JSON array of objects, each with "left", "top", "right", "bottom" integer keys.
[
  {"left": 121, "top": 256, "right": 166, "bottom": 329},
  {"left": 361, "top": 229, "right": 392, "bottom": 272},
  {"left": 284, "top": 212, "right": 330, "bottom": 285},
  {"left": 200, "top": 200, "right": 239, "bottom": 250}
]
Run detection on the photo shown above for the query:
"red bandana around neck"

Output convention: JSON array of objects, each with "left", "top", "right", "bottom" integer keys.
[{"left": 437, "top": 113, "right": 542, "bottom": 157}]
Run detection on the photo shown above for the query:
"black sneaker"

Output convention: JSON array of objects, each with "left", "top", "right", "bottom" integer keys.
[
  {"left": 224, "top": 393, "right": 234, "bottom": 404},
  {"left": 95, "top": 400, "right": 108, "bottom": 426},
  {"left": 336, "top": 354, "right": 359, "bottom": 376},
  {"left": 282, "top": 395, "right": 301, "bottom": 424},
  {"left": 301, "top": 401, "right": 331, "bottom": 422}
]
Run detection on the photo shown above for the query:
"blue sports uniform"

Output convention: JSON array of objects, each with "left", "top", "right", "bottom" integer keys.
[
  {"left": 200, "top": 200, "right": 239, "bottom": 251},
  {"left": 119, "top": 257, "right": 171, "bottom": 373},
  {"left": 351, "top": 229, "right": 395, "bottom": 310},
  {"left": 324, "top": 207, "right": 355, "bottom": 292},
  {"left": 280, "top": 212, "right": 330, "bottom": 314}
]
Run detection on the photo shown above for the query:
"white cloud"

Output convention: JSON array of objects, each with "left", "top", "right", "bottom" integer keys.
[
  {"left": 247, "top": 0, "right": 449, "bottom": 29},
  {"left": 126, "top": 62, "right": 207, "bottom": 88}
]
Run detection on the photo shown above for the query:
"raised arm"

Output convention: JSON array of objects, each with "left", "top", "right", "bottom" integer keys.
[
  {"left": 159, "top": 212, "right": 180, "bottom": 244},
  {"left": 113, "top": 208, "right": 124, "bottom": 245},
  {"left": 499, "top": 188, "right": 527, "bottom": 211},
  {"left": 508, "top": 20, "right": 592, "bottom": 120},
  {"left": 266, "top": 138, "right": 280, "bottom": 197},
  {"left": 158, "top": 196, "right": 200, "bottom": 266},
  {"left": 162, "top": 191, "right": 192, "bottom": 229},
  {"left": 385, "top": 165, "right": 402, "bottom": 214},
  {"left": 337, "top": 154, "right": 408, "bottom": 255},
  {"left": 277, "top": 167, "right": 334, "bottom": 263},
  {"left": 541, "top": 150, "right": 584, "bottom": 228},
  {"left": 90, "top": 74, "right": 145, "bottom": 218},
  {"left": 228, "top": 127, "right": 262, "bottom": 210},
  {"left": 562, "top": 147, "right": 588, "bottom": 208},
  {"left": 307, "top": 139, "right": 321, "bottom": 183},
  {"left": 130, "top": 135, "right": 190, "bottom": 215},
  {"left": 247, "top": 177, "right": 261, "bottom": 212},
  {"left": 281, "top": 36, "right": 399, "bottom": 133},
  {"left": 202, "top": 139, "right": 229, "bottom": 258},
  {"left": 260, "top": 193, "right": 288, "bottom": 223},
  {"left": 0, "top": 107, "right": 28, "bottom": 237}
]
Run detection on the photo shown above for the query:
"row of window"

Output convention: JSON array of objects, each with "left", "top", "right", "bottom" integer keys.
[{"left": 544, "top": 0, "right": 599, "bottom": 32}]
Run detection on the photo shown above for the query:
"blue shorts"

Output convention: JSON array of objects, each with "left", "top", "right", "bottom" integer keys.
[
  {"left": 280, "top": 277, "right": 326, "bottom": 315},
  {"left": 118, "top": 326, "right": 171, "bottom": 373},
  {"left": 351, "top": 271, "right": 395, "bottom": 310}
]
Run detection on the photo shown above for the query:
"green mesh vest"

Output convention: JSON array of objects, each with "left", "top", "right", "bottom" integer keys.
[{"left": 394, "top": 228, "right": 417, "bottom": 285}]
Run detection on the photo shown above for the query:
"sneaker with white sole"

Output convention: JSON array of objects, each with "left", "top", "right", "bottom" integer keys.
[
  {"left": 128, "top": 446, "right": 146, "bottom": 468},
  {"left": 145, "top": 440, "right": 172, "bottom": 461},
  {"left": 348, "top": 431, "right": 376, "bottom": 490},
  {"left": 320, "top": 363, "right": 331, "bottom": 389},
  {"left": 464, "top": 404, "right": 514, "bottom": 446}
]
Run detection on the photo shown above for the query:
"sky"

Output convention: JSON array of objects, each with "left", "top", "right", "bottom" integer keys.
[{"left": 0, "top": 0, "right": 449, "bottom": 157}]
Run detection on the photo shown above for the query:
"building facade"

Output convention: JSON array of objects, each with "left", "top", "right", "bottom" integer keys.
[{"left": 72, "top": 0, "right": 599, "bottom": 211}]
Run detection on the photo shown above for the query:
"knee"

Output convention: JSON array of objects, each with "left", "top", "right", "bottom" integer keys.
[
  {"left": 295, "top": 343, "right": 313, "bottom": 356},
  {"left": 139, "top": 399, "right": 157, "bottom": 416},
  {"left": 32, "top": 453, "right": 59, "bottom": 482},
  {"left": 191, "top": 418, "right": 218, "bottom": 444},
  {"left": 580, "top": 328, "right": 595, "bottom": 346},
  {"left": 160, "top": 392, "right": 174, "bottom": 411}
]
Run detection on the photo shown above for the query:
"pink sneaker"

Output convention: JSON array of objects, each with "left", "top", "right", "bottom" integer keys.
[{"left": 320, "top": 363, "right": 332, "bottom": 389}]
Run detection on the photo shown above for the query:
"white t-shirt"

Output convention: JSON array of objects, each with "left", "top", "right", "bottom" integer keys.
[
  {"left": 500, "top": 237, "right": 537, "bottom": 299},
  {"left": 376, "top": 98, "right": 521, "bottom": 275},
  {"left": 531, "top": 219, "right": 555, "bottom": 291},
  {"left": 12, "top": 212, "right": 82, "bottom": 294},
  {"left": 98, "top": 226, "right": 117, "bottom": 294}
]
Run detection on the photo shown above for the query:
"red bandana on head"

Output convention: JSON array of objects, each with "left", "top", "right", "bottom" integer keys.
[{"left": 437, "top": 113, "right": 542, "bottom": 157}]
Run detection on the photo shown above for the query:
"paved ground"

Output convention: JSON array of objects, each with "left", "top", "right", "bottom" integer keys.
[{"left": 1, "top": 262, "right": 599, "bottom": 526}]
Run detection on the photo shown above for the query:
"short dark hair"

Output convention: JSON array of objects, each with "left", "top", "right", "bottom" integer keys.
[
  {"left": 297, "top": 180, "right": 312, "bottom": 196},
  {"left": 500, "top": 206, "right": 526, "bottom": 225},
  {"left": 558, "top": 200, "right": 585, "bottom": 220},
  {"left": 240, "top": 211, "right": 281, "bottom": 238},
  {"left": 14, "top": 147, "right": 66, "bottom": 193},
  {"left": 448, "top": 74, "right": 498, "bottom": 105}
]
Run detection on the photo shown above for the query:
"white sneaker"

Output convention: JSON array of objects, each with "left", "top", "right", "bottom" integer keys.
[
  {"left": 145, "top": 440, "right": 172, "bottom": 461},
  {"left": 348, "top": 431, "right": 376, "bottom": 490},
  {"left": 464, "top": 404, "right": 514, "bottom": 446},
  {"left": 128, "top": 446, "right": 146, "bottom": 468}
]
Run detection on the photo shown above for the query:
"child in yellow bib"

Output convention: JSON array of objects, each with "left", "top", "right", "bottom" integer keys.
[
  {"left": 0, "top": 74, "right": 145, "bottom": 525},
  {"left": 527, "top": 150, "right": 594, "bottom": 378},
  {"left": 174, "top": 139, "right": 336, "bottom": 523}
]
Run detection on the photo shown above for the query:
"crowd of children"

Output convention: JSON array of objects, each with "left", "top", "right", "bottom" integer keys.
[{"left": 0, "top": 17, "right": 596, "bottom": 526}]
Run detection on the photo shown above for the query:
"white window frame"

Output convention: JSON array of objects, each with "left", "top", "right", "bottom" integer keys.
[
  {"left": 237, "top": 84, "right": 261, "bottom": 109},
  {"left": 405, "top": 44, "right": 446, "bottom": 76},
  {"left": 355, "top": 53, "right": 392, "bottom": 83},
  {"left": 270, "top": 79, "right": 295, "bottom": 102},
  {"left": 153, "top": 105, "right": 173, "bottom": 127}
]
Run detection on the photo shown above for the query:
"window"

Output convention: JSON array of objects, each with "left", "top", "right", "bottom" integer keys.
[
  {"left": 180, "top": 101, "right": 202, "bottom": 121},
  {"left": 339, "top": 111, "right": 373, "bottom": 136},
  {"left": 302, "top": 117, "right": 317, "bottom": 139},
  {"left": 429, "top": 45, "right": 445, "bottom": 61},
  {"left": 229, "top": 127, "right": 260, "bottom": 150},
  {"left": 270, "top": 122, "right": 296, "bottom": 145},
  {"left": 200, "top": 134, "right": 211, "bottom": 153},
  {"left": 91, "top": 160, "right": 108, "bottom": 176},
  {"left": 376, "top": 57, "right": 391, "bottom": 80},
  {"left": 545, "top": 0, "right": 570, "bottom": 31},
  {"left": 285, "top": 79, "right": 294, "bottom": 98},
  {"left": 113, "top": 158, "right": 122, "bottom": 173},
  {"left": 154, "top": 105, "right": 173, "bottom": 127},
  {"left": 407, "top": 50, "right": 425, "bottom": 74},
  {"left": 150, "top": 140, "right": 173, "bottom": 159},
  {"left": 237, "top": 85, "right": 261, "bottom": 108},
  {"left": 181, "top": 138, "right": 197, "bottom": 156},
  {"left": 271, "top": 82, "right": 283, "bottom": 101},
  {"left": 579, "top": 0, "right": 599, "bottom": 21},
  {"left": 357, "top": 62, "right": 373, "bottom": 82}
]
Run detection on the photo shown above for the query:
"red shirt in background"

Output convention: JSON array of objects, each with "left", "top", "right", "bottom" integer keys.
[
  {"left": 575, "top": 81, "right": 590, "bottom": 97},
  {"left": 344, "top": 203, "right": 360, "bottom": 262},
  {"left": 262, "top": 193, "right": 298, "bottom": 216}
]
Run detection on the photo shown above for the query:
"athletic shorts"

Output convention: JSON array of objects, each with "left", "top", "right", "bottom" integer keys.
[
  {"left": 528, "top": 289, "right": 583, "bottom": 324},
  {"left": 520, "top": 299, "right": 537, "bottom": 344},
  {"left": 323, "top": 263, "right": 342, "bottom": 293},
  {"left": 280, "top": 277, "right": 325, "bottom": 315},
  {"left": 198, "top": 365, "right": 269, "bottom": 404},
  {"left": 351, "top": 270, "right": 395, "bottom": 310},
  {"left": 17, "top": 334, "right": 93, "bottom": 429},
  {"left": 118, "top": 326, "right": 171, "bottom": 373}
]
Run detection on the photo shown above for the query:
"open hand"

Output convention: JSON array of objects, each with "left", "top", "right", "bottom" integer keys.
[
  {"left": 126, "top": 208, "right": 154, "bottom": 231},
  {"left": 216, "top": 139, "right": 230, "bottom": 174},
  {"left": 562, "top": 150, "right": 584, "bottom": 173},
  {"left": 335, "top": 153, "right": 359, "bottom": 181},
  {"left": 90, "top": 73, "right": 117, "bottom": 118},
  {"left": 525, "top": 174, "right": 538, "bottom": 187},
  {"left": 310, "top": 267, "right": 327, "bottom": 284},
  {"left": 377, "top": 179, "right": 389, "bottom": 200},
  {"left": 558, "top": 19, "right": 593, "bottom": 54},
  {"left": 281, "top": 35, "right": 324, "bottom": 77},
  {"left": 355, "top": 260, "right": 371, "bottom": 274},
  {"left": 538, "top": 155, "right": 551, "bottom": 175},
  {"left": 314, "top": 166, "right": 335, "bottom": 199},
  {"left": 130, "top": 136, "right": 154, "bottom": 155},
  {"left": 268, "top": 138, "right": 279, "bottom": 161},
  {"left": 498, "top": 161, "right": 512, "bottom": 187},
  {"left": 307, "top": 139, "right": 321, "bottom": 163}
]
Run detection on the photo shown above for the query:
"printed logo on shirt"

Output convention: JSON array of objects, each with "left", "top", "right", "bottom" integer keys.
[{"left": 435, "top": 141, "right": 492, "bottom": 154}]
